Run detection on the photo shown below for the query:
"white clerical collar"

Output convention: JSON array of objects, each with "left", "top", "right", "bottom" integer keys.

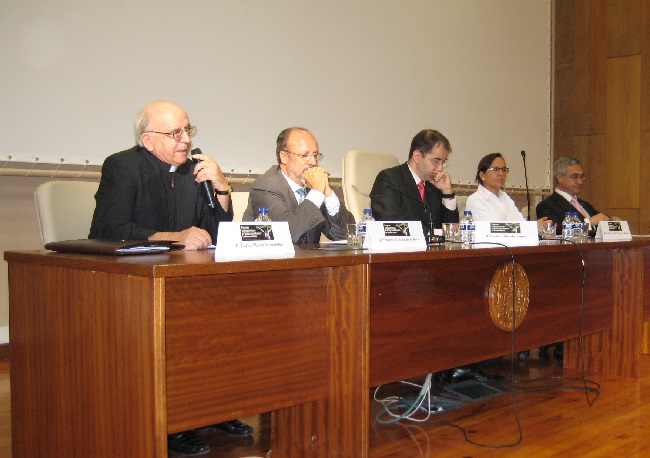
[{"left": 169, "top": 165, "right": 177, "bottom": 173}]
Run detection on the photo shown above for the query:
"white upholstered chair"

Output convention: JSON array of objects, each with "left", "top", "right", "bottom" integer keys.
[
  {"left": 34, "top": 180, "right": 99, "bottom": 246},
  {"left": 230, "top": 191, "right": 249, "bottom": 222},
  {"left": 342, "top": 149, "right": 400, "bottom": 222}
]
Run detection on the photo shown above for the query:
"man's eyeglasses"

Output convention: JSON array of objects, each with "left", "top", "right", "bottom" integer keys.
[
  {"left": 147, "top": 125, "right": 197, "bottom": 142},
  {"left": 422, "top": 152, "right": 448, "bottom": 168},
  {"left": 283, "top": 150, "right": 323, "bottom": 161},
  {"left": 486, "top": 167, "right": 510, "bottom": 173},
  {"left": 567, "top": 173, "right": 586, "bottom": 180}
]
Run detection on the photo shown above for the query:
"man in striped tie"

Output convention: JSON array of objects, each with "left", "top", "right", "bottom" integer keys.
[
  {"left": 242, "top": 127, "right": 355, "bottom": 243},
  {"left": 536, "top": 156, "right": 620, "bottom": 234}
]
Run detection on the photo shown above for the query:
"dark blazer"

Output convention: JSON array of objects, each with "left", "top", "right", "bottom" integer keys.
[
  {"left": 242, "top": 165, "right": 355, "bottom": 243},
  {"left": 89, "top": 145, "right": 232, "bottom": 241},
  {"left": 369, "top": 162, "right": 459, "bottom": 234},
  {"left": 536, "top": 191, "right": 599, "bottom": 233}
]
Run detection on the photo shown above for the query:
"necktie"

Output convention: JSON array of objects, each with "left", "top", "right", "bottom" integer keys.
[
  {"left": 417, "top": 181, "right": 425, "bottom": 201},
  {"left": 296, "top": 188, "right": 308, "bottom": 243},
  {"left": 571, "top": 196, "right": 589, "bottom": 219},
  {"left": 296, "top": 188, "right": 306, "bottom": 203}
]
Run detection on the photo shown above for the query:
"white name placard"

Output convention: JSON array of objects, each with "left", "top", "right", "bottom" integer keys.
[
  {"left": 474, "top": 221, "right": 539, "bottom": 247},
  {"left": 215, "top": 222, "right": 295, "bottom": 258},
  {"left": 364, "top": 221, "right": 427, "bottom": 251},
  {"left": 595, "top": 220, "right": 632, "bottom": 241}
]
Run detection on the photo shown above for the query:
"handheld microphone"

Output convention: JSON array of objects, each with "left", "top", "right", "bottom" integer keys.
[
  {"left": 521, "top": 150, "right": 530, "bottom": 221},
  {"left": 381, "top": 180, "right": 436, "bottom": 243},
  {"left": 191, "top": 148, "right": 216, "bottom": 209}
]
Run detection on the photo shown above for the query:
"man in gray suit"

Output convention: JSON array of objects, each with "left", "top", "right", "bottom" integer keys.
[{"left": 243, "top": 127, "right": 355, "bottom": 243}]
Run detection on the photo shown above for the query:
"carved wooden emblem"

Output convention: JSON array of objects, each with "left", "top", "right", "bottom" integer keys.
[{"left": 488, "top": 262, "right": 529, "bottom": 331}]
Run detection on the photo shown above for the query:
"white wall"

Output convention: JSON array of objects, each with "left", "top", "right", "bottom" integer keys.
[{"left": 1, "top": 0, "right": 552, "bottom": 190}]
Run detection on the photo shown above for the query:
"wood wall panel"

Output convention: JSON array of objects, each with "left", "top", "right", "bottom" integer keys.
[
  {"left": 606, "top": 56, "right": 641, "bottom": 208},
  {"left": 607, "top": 0, "right": 642, "bottom": 57},
  {"left": 573, "top": 0, "right": 592, "bottom": 135},
  {"left": 555, "top": 1, "right": 645, "bottom": 232},
  {"left": 588, "top": 0, "right": 608, "bottom": 134},
  {"left": 589, "top": 134, "right": 607, "bottom": 212},
  {"left": 642, "top": 0, "right": 650, "bottom": 132},
  {"left": 572, "top": 135, "right": 591, "bottom": 196},
  {"left": 554, "top": 63, "right": 576, "bottom": 156},
  {"left": 554, "top": 0, "right": 576, "bottom": 66},
  {"left": 640, "top": 131, "right": 650, "bottom": 234}
]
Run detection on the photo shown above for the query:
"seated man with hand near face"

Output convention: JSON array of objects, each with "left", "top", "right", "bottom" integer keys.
[
  {"left": 370, "top": 129, "right": 502, "bottom": 384},
  {"left": 242, "top": 126, "right": 355, "bottom": 243}
]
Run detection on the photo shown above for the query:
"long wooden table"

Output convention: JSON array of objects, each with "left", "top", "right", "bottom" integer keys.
[{"left": 5, "top": 239, "right": 650, "bottom": 457}]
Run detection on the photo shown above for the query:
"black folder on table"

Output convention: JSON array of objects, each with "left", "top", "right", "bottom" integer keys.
[{"left": 44, "top": 239, "right": 184, "bottom": 255}]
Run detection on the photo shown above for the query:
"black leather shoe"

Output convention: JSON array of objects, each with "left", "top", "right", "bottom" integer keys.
[
  {"left": 198, "top": 419, "right": 254, "bottom": 436},
  {"left": 168, "top": 430, "right": 210, "bottom": 456},
  {"left": 435, "top": 365, "right": 504, "bottom": 384},
  {"left": 553, "top": 342, "right": 564, "bottom": 363},
  {"left": 539, "top": 345, "right": 551, "bottom": 359}
]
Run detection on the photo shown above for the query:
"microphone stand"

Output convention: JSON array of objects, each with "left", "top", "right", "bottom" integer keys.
[{"left": 521, "top": 150, "right": 530, "bottom": 221}]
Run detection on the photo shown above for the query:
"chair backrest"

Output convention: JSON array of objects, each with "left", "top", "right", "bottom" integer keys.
[
  {"left": 230, "top": 191, "right": 249, "bottom": 222},
  {"left": 342, "top": 150, "right": 399, "bottom": 222},
  {"left": 521, "top": 204, "right": 537, "bottom": 221},
  {"left": 34, "top": 180, "right": 99, "bottom": 246}
]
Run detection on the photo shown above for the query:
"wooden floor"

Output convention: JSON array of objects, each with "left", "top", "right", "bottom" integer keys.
[{"left": 2, "top": 351, "right": 650, "bottom": 457}]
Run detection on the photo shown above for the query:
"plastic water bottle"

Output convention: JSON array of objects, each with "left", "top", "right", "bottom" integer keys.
[
  {"left": 357, "top": 208, "right": 374, "bottom": 244},
  {"left": 459, "top": 210, "right": 475, "bottom": 246},
  {"left": 571, "top": 212, "right": 583, "bottom": 237},
  {"left": 255, "top": 207, "right": 271, "bottom": 222},
  {"left": 562, "top": 212, "right": 574, "bottom": 239}
]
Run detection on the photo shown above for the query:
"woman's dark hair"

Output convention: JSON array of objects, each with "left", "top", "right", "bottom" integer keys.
[{"left": 475, "top": 152, "right": 503, "bottom": 184}]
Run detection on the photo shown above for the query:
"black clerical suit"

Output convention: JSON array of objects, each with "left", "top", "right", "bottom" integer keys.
[
  {"left": 90, "top": 145, "right": 232, "bottom": 240},
  {"left": 369, "top": 162, "right": 459, "bottom": 234}
]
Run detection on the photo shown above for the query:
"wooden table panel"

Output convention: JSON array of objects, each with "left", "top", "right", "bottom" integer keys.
[
  {"left": 6, "top": 239, "right": 649, "bottom": 457},
  {"left": 165, "top": 268, "right": 330, "bottom": 433},
  {"left": 9, "top": 262, "right": 164, "bottom": 458},
  {"left": 370, "top": 248, "right": 613, "bottom": 386}
]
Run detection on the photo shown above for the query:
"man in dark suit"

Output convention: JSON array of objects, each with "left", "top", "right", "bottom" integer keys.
[
  {"left": 370, "top": 129, "right": 459, "bottom": 238},
  {"left": 369, "top": 130, "right": 503, "bottom": 384},
  {"left": 536, "top": 156, "right": 619, "bottom": 363},
  {"left": 242, "top": 127, "right": 355, "bottom": 242},
  {"left": 90, "top": 100, "right": 252, "bottom": 456},
  {"left": 536, "top": 156, "right": 619, "bottom": 234}
]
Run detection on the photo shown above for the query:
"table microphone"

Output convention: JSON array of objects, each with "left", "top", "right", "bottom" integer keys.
[
  {"left": 191, "top": 148, "right": 216, "bottom": 209},
  {"left": 380, "top": 180, "right": 435, "bottom": 243},
  {"left": 521, "top": 150, "right": 530, "bottom": 221}
]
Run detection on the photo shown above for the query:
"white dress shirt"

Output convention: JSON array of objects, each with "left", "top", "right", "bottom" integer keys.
[
  {"left": 465, "top": 184, "right": 525, "bottom": 221},
  {"left": 281, "top": 171, "right": 340, "bottom": 215}
]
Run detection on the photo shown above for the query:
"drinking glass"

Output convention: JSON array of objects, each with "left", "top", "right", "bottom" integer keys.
[
  {"left": 346, "top": 223, "right": 363, "bottom": 248},
  {"left": 541, "top": 221, "right": 557, "bottom": 239}
]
